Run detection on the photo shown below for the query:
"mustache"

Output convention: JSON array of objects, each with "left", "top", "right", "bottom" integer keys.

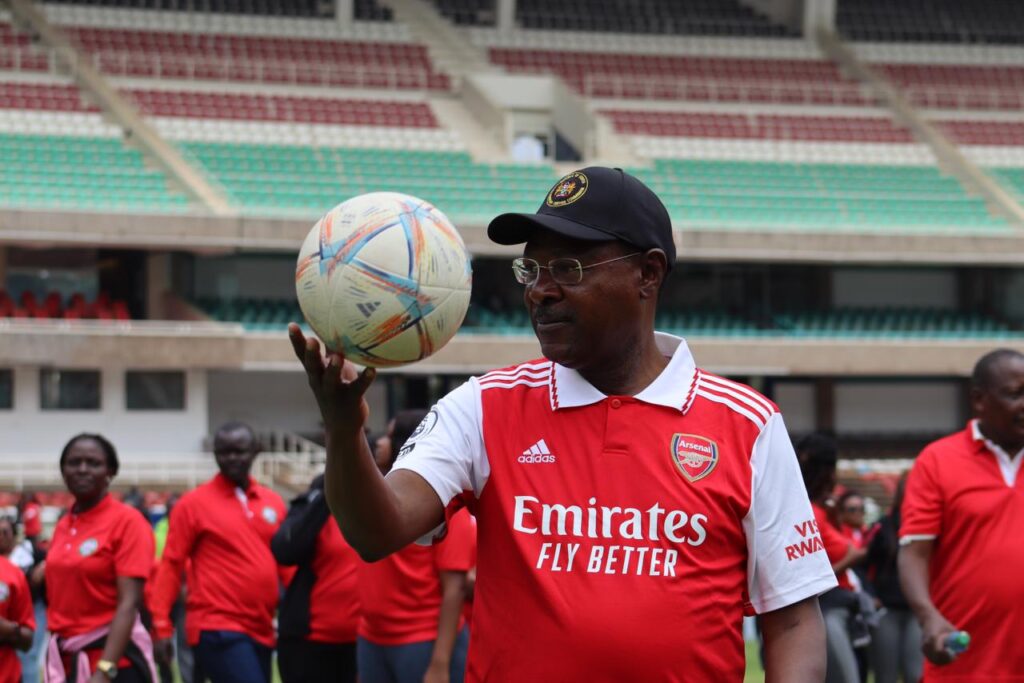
[{"left": 532, "top": 308, "right": 573, "bottom": 325}]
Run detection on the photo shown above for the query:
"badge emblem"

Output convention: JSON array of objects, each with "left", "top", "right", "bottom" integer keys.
[
  {"left": 545, "top": 172, "right": 588, "bottom": 207},
  {"left": 79, "top": 538, "right": 99, "bottom": 557},
  {"left": 261, "top": 507, "right": 278, "bottom": 525},
  {"left": 671, "top": 434, "right": 719, "bottom": 482},
  {"left": 0, "top": 581, "right": 9, "bottom": 602}
]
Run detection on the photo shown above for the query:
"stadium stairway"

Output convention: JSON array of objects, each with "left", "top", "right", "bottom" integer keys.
[{"left": 5, "top": 0, "right": 233, "bottom": 214}]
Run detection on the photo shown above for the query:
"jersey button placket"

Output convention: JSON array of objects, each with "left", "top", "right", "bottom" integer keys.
[{"left": 604, "top": 397, "right": 632, "bottom": 454}]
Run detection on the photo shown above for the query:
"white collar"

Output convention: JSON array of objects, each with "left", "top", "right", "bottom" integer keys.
[{"left": 550, "top": 332, "right": 698, "bottom": 412}]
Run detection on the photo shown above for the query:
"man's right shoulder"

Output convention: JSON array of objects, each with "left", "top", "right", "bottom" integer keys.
[
  {"left": 477, "top": 358, "right": 552, "bottom": 391},
  {"left": 916, "top": 425, "right": 972, "bottom": 465}
]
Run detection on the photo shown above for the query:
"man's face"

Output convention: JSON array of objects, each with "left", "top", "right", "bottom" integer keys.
[
  {"left": 522, "top": 233, "right": 642, "bottom": 371},
  {"left": 213, "top": 428, "right": 258, "bottom": 487},
  {"left": 974, "top": 355, "right": 1024, "bottom": 452}
]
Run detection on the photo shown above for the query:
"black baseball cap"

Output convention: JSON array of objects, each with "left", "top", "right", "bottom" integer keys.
[{"left": 487, "top": 166, "right": 676, "bottom": 269}]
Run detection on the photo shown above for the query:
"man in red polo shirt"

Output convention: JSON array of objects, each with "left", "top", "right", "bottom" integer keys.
[
  {"left": 900, "top": 348, "right": 1024, "bottom": 681},
  {"left": 289, "top": 167, "right": 836, "bottom": 681},
  {"left": 150, "top": 422, "right": 286, "bottom": 683}
]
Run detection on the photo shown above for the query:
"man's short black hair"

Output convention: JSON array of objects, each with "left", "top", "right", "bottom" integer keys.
[
  {"left": 972, "top": 349, "right": 1024, "bottom": 391},
  {"left": 59, "top": 433, "right": 120, "bottom": 476},
  {"left": 214, "top": 421, "right": 259, "bottom": 449}
]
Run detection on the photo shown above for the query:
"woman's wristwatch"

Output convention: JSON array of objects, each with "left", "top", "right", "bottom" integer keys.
[{"left": 96, "top": 660, "right": 118, "bottom": 679}]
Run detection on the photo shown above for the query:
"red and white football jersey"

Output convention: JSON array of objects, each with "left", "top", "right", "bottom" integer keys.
[{"left": 393, "top": 333, "right": 836, "bottom": 682}]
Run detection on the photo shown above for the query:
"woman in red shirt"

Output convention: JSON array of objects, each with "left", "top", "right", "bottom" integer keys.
[{"left": 44, "top": 434, "right": 156, "bottom": 683}]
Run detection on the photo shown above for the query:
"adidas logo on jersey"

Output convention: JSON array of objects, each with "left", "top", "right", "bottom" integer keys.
[{"left": 519, "top": 439, "right": 556, "bottom": 463}]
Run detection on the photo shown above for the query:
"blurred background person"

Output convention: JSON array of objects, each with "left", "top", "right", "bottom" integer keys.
[
  {"left": 272, "top": 472, "right": 362, "bottom": 683},
  {"left": 0, "top": 516, "right": 35, "bottom": 683},
  {"left": 357, "top": 409, "right": 476, "bottom": 683},
  {"left": 796, "top": 433, "right": 868, "bottom": 683},
  {"left": 44, "top": 433, "right": 157, "bottom": 682},
  {"left": 149, "top": 422, "right": 286, "bottom": 683},
  {"left": 865, "top": 473, "right": 922, "bottom": 683}
]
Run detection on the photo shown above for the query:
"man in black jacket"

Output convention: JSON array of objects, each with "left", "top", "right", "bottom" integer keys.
[{"left": 272, "top": 473, "right": 362, "bottom": 683}]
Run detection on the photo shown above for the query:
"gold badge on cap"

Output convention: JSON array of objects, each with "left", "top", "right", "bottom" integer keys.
[{"left": 546, "top": 172, "right": 588, "bottom": 208}]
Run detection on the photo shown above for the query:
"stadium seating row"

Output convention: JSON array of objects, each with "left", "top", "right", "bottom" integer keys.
[
  {"left": 196, "top": 297, "right": 1022, "bottom": 338},
  {"left": 0, "top": 290, "right": 131, "bottom": 320}
]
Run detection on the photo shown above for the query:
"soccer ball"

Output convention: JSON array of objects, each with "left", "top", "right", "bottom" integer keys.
[{"left": 295, "top": 192, "right": 472, "bottom": 368}]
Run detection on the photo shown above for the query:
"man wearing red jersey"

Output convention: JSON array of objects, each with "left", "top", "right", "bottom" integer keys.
[
  {"left": 272, "top": 472, "right": 363, "bottom": 683},
  {"left": 358, "top": 410, "right": 475, "bottom": 683},
  {"left": 150, "top": 422, "right": 286, "bottom": 683},
  {"left": 0, "top": 541, "right": 35, "bottom": 683},
  {"left": 900, "top": 349, "right": 1024, "bottom": 681},
  {"left": 289, "top": 167, "right": 836, "bottom": 681}
]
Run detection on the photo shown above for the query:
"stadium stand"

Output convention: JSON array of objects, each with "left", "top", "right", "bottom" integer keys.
[
  {"left": 0, "top": 290, "right": 131, "bottom": 320},
  {"left": 432, "top": 0, "right": 494, "bottom": 27},
  {"left": 178, "top": 146, "right": 556, "bottom": 215},
  {"left": 514, "top": 0, "right": 795, "bottom": 37},
  {"left": 837, "top": 0, "right": 1024, "bottom": 45},
  {"left": 629, "top": 160, "right": 1008, "bottom": 233}
]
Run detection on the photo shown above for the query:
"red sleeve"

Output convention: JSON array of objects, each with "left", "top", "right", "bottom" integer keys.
[
  {"left": 115, "top": 509, "right": 156, "bottom": 579},
  {"left": 900, "top": 448, "right": 943, "bottom": 540},
  {"left": 8, "top": 567, "right": 35, "bottom": 631},
  {"left": 433, "top": 509, "right": 476, "bottom": 573},
  {"left": 813, "top": 505, "right": 851, "bottom": 565},
  {"left": 148, "top": 498, "right": 196, "bottom": 639}
]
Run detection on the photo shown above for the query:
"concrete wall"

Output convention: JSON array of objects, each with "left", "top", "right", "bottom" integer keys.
[
  {"left": 834, "top": 380, "right": 963, "bottom": 434},
  {"left": 207, "top": 369, "right": 389, "bottom": 436},
  {"left": 832, "top": 268, "right": 957, "bottom": 308},
  {"left": 772, "top": 381, "right": 816, "bottom": 434},
  {"left": 0, "top": 366, "right": 208, "bottom": 455},
  {"left": 193, "top": 254, "right": 297, "bottom": 301}
]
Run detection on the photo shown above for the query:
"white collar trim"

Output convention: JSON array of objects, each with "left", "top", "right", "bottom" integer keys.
[
  {"left": 970, "top": 419, "right": 1024, "bottom": 487},
  {"left": 549, "top": 332, "right": 698, "bottom": 412}
]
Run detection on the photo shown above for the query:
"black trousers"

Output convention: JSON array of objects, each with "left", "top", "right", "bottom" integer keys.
[{"left": 278, "top": 638, "right": 357, "bottom": 683}]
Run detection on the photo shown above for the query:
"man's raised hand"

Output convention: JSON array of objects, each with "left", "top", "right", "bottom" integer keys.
[{"left": 288, "top": 323, "right": 375, "bottom": 433}]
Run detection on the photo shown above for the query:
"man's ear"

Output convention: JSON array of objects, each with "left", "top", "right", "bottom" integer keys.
[{"left": 639, "top": 249, "right": 668, "bottom": 299}]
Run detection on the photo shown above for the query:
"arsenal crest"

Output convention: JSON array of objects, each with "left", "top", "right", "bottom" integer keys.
[
  {"left": 546, "top": 171, "right": 588, "bottom": 207},
  {"left": 670, "top": 433, "right": 719, "bottom": 482}
]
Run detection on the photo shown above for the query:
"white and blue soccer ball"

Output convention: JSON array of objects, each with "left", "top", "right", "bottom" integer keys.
[{"left": 296, "top": 192, "right": 472, "bottom": 368}]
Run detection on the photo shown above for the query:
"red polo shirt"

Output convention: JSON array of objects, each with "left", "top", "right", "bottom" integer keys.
[
  {"left": 391, "top": 334, "right": 836, "bottom": 681},
  {"left": 901, "top": 421, "right": 1024, "bottom": 681},
  {"left": 358, "top": 508, "right": 476, "bottom": 645},
  {"left": 307, "top": 518, "right": 362, "bottom": 644},
  {"left": 812, "top": 503, "right": 854, "bottom": 591},
  {"left": 0, "top": 555, "right": 35, "bottom": 683},
  {"left": 149, "top": 474, "right": 286, "bottom": 647},
  {"left": 46, "top": 495, "right": 154, "bottom": 638}
]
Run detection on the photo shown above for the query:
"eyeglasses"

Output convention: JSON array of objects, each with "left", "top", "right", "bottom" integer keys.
[
  {"left": 843, "top": 506, "right": 865, "bottom": 513},
  {"left": 512, "top": 252, "right": 642, "bottom": 286}
]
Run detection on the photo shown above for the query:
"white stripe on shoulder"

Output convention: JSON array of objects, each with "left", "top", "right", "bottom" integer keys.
[
  {"left": 481, "top": 361, "right": 551, "bottom": 382},
  {"left": 699, "top": 374, "right": 775, "bottom": 415},
  {"left": 479, "top": 378, "right": 549, "bottom": 391},
  {"left": 695, "top": 388, "right": 766, "bottom": 430},
  {"left": 698, "top": 376, "right": 773, "bottom": 422}
]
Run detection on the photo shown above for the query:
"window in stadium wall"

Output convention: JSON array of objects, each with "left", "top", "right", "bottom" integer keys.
[
  {"left": 0, "top": 370, "right": 12, "bottom": 409},
  {"left": 40, "top": 369, "right": 101, "bottom": 410},
  {"left": 126, "top": 371, "right": 185, "bottom": 411}
]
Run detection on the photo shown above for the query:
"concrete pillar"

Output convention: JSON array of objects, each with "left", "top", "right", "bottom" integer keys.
[
  {"left": 814, "top": 377, "right": 835, "bottom": 434},
  {"left": 335, "top": 0, "right": 354, "bottom": 26},
  {"left": 497, "top": 0, "right": 515, "bottom": 31},
  {"left": 146, "top": 252, "right": 171, "bottom": 320},
  {"left": 803, "top": 0, "right": 837, "bottom": 36}
]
